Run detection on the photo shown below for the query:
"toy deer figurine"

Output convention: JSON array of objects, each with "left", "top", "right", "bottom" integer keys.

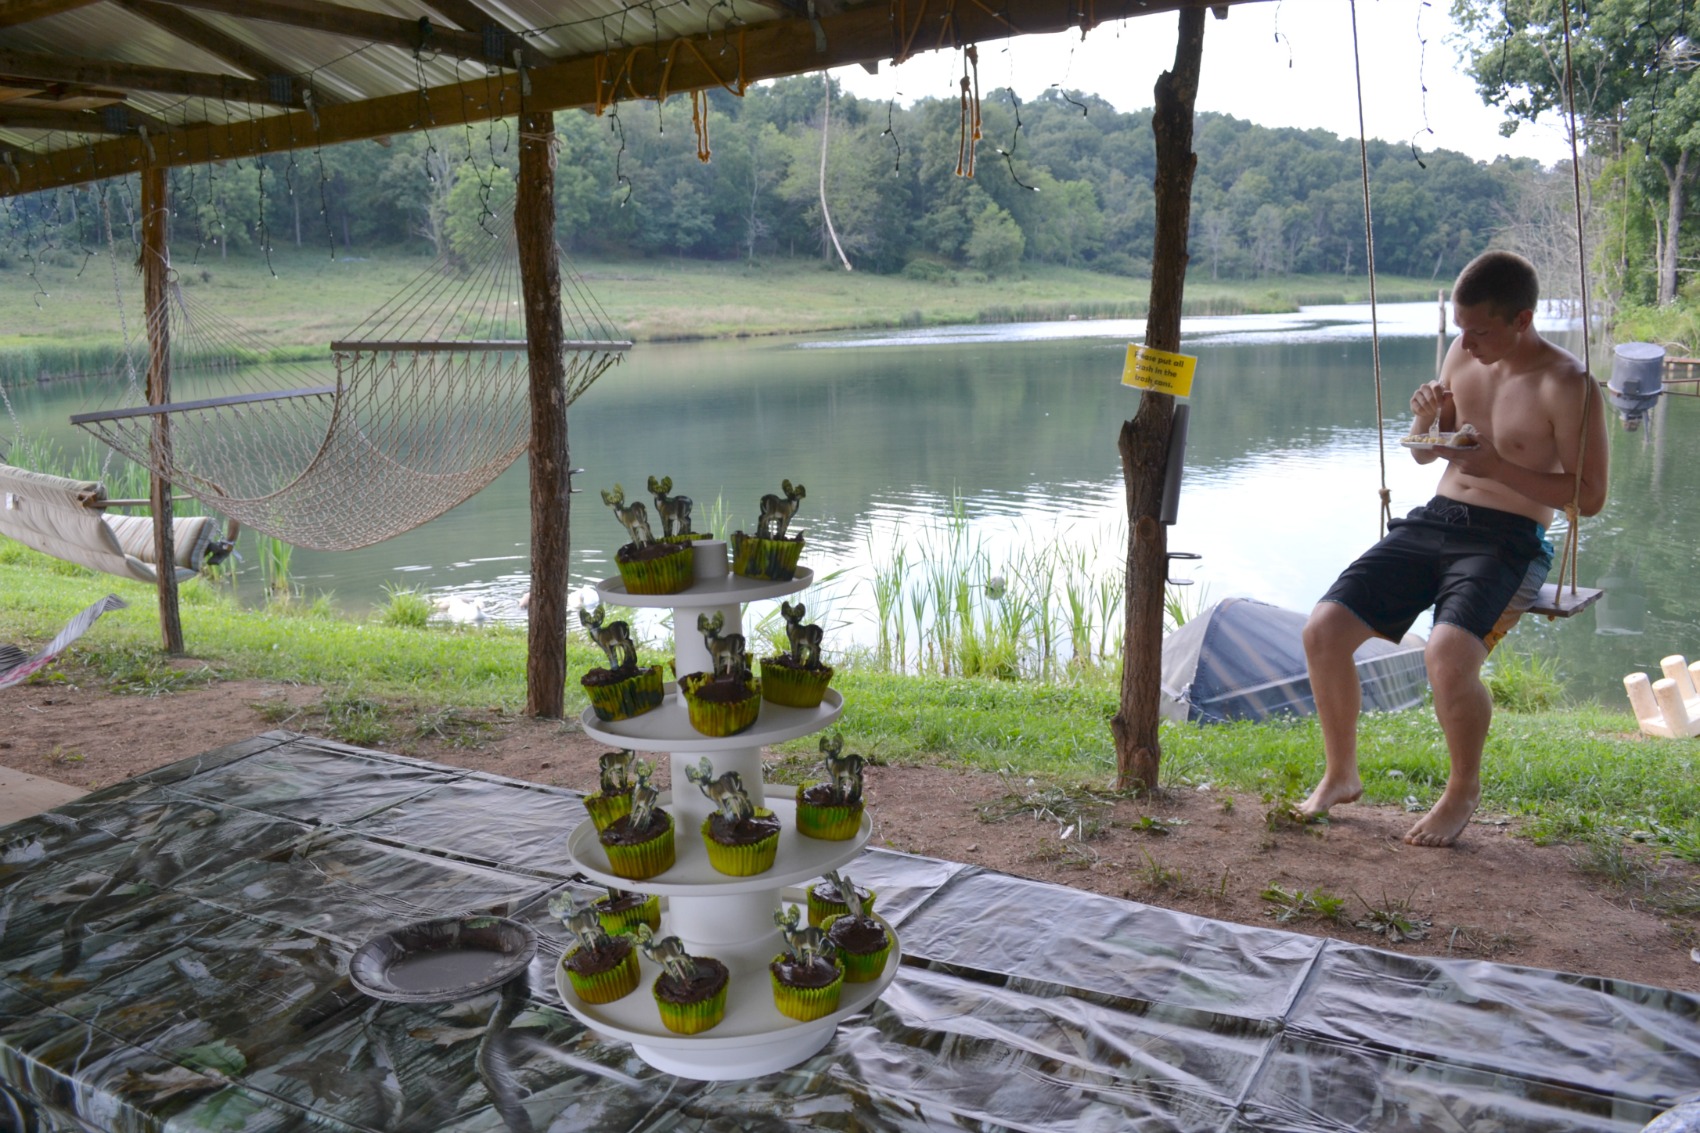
[
  {"left": 686, "top": 756, "right": 754, "bottom": 823},
  {"left": 774, "top": 905, "right": 831, "bottom": 967},
  {"left": 819, "top": 733, "right": 866, "bottom": 806},
  {"left": 780, "top": 601, "right": 824, "bottom": 669},
  {"left": 647, "top": 475, "right": 695, "bottom": 539},
  {"left": 756, "top": 480, "right": 806, "bottom": 540},
  {"left": 600, "top": 484, "right": 655, "bottom": 547},
  {"left": 696, "top": 611, "right": 748, "bottom": 682},
  {"left": 597, "top": 749, "right": 635, "bottom": 796},
  {"left": 634, "top": 925, "right": 698, "bottom": 982},
  {"left": 579, "top": 606, "right": 637, "bottom": 673}
]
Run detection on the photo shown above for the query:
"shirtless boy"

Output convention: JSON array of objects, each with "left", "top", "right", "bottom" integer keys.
[{"left": 1295, "top": 250, "right": 1609, "bottom": 847}]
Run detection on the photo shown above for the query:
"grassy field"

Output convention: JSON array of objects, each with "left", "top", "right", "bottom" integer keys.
[
  {"left": 0, "top": 246, "right": 1442, "bottom": 379},
  {"left": 4, "top": 540, "right": 1696, "bottom": 866}
]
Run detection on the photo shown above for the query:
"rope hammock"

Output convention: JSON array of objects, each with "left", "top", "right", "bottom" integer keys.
[
  {"left": 71, "top": 204, "right": 631, "bottom": 552},
  {"left": 1348, "top": 0, "right": 1601, "bottom": 626}
]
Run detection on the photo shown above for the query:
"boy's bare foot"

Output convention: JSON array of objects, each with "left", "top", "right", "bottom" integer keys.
[
  {"left": 1403, "top": 788, "right": 1479, "bottom": 847},
  {"left": 1293, "top": 775, "right": 1362, "bottom": 822}
]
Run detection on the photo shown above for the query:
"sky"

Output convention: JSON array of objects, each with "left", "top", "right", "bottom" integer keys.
[{"left": 829, "top": 0, "right": 1576, "bottom": 167}]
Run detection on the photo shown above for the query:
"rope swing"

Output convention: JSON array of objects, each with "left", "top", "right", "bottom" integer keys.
[{"left": 72, "top": 201, "right": 631, "bottom": 552}]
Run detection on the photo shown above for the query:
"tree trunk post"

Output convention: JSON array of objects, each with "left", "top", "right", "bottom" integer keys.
[
  {"left": 1112, "top": 8, "right": 1204, "bottom": 792},
  {"left": 141, "top": 164, "right": 183, "bottom": 655},
  {"left": 518, "top": 109, "right": 570, "bottom": 718}
]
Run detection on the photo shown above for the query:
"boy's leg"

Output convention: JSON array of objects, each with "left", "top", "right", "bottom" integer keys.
[
  {"left": 1295, "top": 600, "right": 1377, "bottom": 819},
  {"left": 1405, "top": 623, "right": 1491, "bottom": 846}
]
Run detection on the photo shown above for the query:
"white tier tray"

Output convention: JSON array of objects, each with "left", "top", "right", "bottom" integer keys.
[
  {"left": 555, "top": 914, "right": 900, "bottom": 1080},
  {"left": 568, "top": 795, "right": 868, "bottom": 896},
  {"left": 581, "top": 685, "right": 842, "bottom": 752},
  {"left": 596, "top": 567, "right": 813, "bottom": 609}
]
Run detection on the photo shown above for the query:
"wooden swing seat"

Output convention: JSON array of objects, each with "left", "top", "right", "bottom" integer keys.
[{"left": 1526, "top": 582, "right": 1604, "bottom": 619}]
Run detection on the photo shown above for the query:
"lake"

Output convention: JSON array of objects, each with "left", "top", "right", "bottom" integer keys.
[{"left": 5, "top": 301, "right": 1695, "bottom": 706}]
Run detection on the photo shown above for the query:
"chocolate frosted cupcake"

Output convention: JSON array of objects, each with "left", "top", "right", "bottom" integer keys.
[
  {"left": 599, "top": 808, "right": 674, "bottom": 880},
  {"left": 562, "top": 932, "right": 639, "bottom": 1005},
  {"left": 794, "top": 733, "right": 866, "bottom": 841},
  {"left": 699, "top": 807, "right": 781, "bottom": 876},
  {"left": 553, "top": 896, "right": 640, "bottom": 1005},
  {"left": 760, "top": 655, "right": 834, "bottom": 708},
  {"left": 583, "top": 750, "right": 638, "bottom": 832},
  {"left": 637, "top": 930, "right": 730, "bottom": 1035},
  {"left": 770, "top": 906, "right": 844, "bottom": 1021},
  {"left": 679, "top": 671, "right": 761, "bottom": 737},
  {"left": 578, "top": 607, "right": 662, "bottom": 722},
  {"left": 818, "top": 869, "right": 891, "bottom": 983},
  {"left": 807, "top": 876, "right": 877, "bottom": 928},
  {"left": 615, "top": 540, "right": 692, "bottom": 595},
  {"left": 730, "top": 531, "right": 804, "bottom": 581},
  {"left": 593, "top": 888, "right": 660, "bottom": 936}
]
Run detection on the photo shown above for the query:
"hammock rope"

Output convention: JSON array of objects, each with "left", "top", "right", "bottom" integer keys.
[
  {"left": 73, "top": 204, "right": 630, "bottom": 552},
  {"left": 1349, "top": 0, "right": 1393, "bottom": 536}
]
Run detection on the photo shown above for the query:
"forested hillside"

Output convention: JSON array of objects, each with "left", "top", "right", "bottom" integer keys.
[{"left": 0, "top": 76, "right": 1538, "bottom": 285}]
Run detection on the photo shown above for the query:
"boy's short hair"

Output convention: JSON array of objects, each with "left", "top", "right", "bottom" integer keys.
[{"left": 1452, "top": 250, "right": 1539, "bottom": 321}]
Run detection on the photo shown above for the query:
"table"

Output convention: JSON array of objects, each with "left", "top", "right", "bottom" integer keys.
[{"left": 2, "top": 731, "right": 1697, "bottom": 1131}]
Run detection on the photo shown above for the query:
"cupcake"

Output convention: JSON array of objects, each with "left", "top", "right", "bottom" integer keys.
[
  {"left": 637, "top": 929, "right": 729, "bottom": 1035},
  {"left": 582, "top": 750, "right": 637, "bottom": 832},
  {"left": 761, "top": 601, "right": 833, "bottom": 708},
  {"left": 593, "top": 888, "right": 660, "bottom": 936},
  {"left": 601, "top": 483, "right": 693, "bottom": 595},
  {"left": 555, "top": 897, "right": 641, "bottom": 1005},
  {"left": 686, "top": 758, "right": 781, "bottom": 876},
  {"left": 807, "top": 876, "right": 877, "bottom": 928},
  {"left": 794, "top": 732, "right": 866, "bottom": 841},
  {"left": 731, "top": 479, "right": 806, "bottom": 581},
  {"left": 770, "top": 906, "right": 844, "bottom": 1021},
  {"left": 578, "top": 606, "right": 663, "bottom": 722},
  {"left": 679, "top": 671, "right": 762, "bottom": 736},
  {"left": 598, "top": 763, "right": 674, "bottom": 880},
  {"left": 820, "top": 870, "right": 892, "bottom": 983}
]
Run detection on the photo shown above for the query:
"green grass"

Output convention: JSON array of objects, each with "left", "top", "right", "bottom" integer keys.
[
  {"left": 0, "top": 248, "right": 1443, "bottom": 378},
  {"left": 5, "top": 534, "right": 1697, "bottom": 865}
]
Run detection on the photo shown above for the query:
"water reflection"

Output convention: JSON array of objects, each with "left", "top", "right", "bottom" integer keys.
[{"left": 8, "top": 301, "right": 1695, "bottom": 705}]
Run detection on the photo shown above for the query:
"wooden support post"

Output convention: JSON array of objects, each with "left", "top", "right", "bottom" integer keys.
[
  {"left": 141, "top": 163, "right": 183, "bottom": 655},
  {"left": 1112, "top": 8, "right": 1204, "bottom": 792},
  {"left": 518, "top": 108, "right": 570, "bottom": 718}
]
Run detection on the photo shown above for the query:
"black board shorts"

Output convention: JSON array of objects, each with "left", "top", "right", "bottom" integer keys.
[{"left": 1321, "top": 496, "right": 1553, "bottom": 643}]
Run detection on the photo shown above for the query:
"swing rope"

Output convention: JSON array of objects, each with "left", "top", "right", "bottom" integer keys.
[
  {"left": 1349, "top": 0, "right": 1393, "bottom": 535},
  {"left": 1553, "top": 0, "right": 1593, "bottom": 602}
]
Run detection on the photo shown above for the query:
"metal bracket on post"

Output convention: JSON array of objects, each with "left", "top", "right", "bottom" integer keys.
[
  {"left": 569, "top": 466, "right": 584, "bottom": 494},
  {"left": 1165, "top": 551, "right": 1201, "bottom": 586}
]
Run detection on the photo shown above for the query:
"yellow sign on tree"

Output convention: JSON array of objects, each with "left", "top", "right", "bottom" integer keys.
[{"left": 1122, "top": 345, "right": 1197, "bottom": 397}]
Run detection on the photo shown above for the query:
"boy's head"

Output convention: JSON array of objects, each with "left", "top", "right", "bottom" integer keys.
[{"left": 1452, "top": 250, "right": 1539, "bottom": 323}]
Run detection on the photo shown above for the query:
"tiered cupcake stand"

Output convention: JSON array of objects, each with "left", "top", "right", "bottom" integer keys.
[{"left": 556, "top": 540, "right": 901, "bottom": 1080}]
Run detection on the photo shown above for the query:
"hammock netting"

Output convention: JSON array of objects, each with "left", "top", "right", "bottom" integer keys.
[{"left": 74, "top": 210, "right": 630, "bottom": 551}]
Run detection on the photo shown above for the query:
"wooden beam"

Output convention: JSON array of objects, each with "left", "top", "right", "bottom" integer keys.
[
  {"left": 141, "top": 164, "right": 185, "bottom": 656},
  {"left": 518, "top": 106, "right": 569, "bottom": 719},
  {"left": 166, "top": 0, "right": 510, "bottom": 67},
  {"left": 0, "top": 0, "right": 1257, "bottom": 196},
  {"left": 0, "top": 48, "right": 301, "bottom": 108},
  {"left": 117, "top": 0, "right": 349, "bottom": 104},
  {"left": 1113, "top": 6, "right": 1205, "bottom": 793},
  {"left": 0, "top": 0, "right": 101, "bottom": 30},
  {"left": 0, "top": 105, "right": 131, "bottom": 134}
]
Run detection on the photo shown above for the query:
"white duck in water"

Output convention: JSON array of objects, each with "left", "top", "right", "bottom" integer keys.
[
  {"left": 432, "top": 595, "right": 490, "bottom": 624},
  {"left": 517, "top": 585, "right": 597, "bottom": 615}
]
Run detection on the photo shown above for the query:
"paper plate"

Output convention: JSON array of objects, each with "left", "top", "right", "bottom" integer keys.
[
  {"left": 1400, "top": 432, "right": 1480, "bottom": 451},
  {"left": 349, "top": 915, "right": 537, "bottom": 1003}
]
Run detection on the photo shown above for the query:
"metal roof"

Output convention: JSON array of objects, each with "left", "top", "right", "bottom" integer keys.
[{"left": 0, "top": 0, "right": 1256, "bottom": 197}]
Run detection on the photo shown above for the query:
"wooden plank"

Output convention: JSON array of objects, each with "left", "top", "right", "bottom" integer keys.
[
  {"left": 0, "top": 0, "right": 1263, "bottom": 197},
  {"left": 1526, "top": 583, "right": 1604, "bottom": 619},
  {"left": 71, "top": 384, "right": 337, "bottom": 424},
  {"left": 0, "top": 47, "right": 299, "bottom": 107}
]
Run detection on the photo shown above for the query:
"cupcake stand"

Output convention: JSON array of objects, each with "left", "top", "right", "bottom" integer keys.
[{"left": 558, "top": 539, "right": 901, "bottom": 1080}]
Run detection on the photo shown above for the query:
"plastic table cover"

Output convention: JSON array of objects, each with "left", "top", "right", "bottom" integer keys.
[{"left": 1, "top": 731, "right": 1695, "bottom": 1132}]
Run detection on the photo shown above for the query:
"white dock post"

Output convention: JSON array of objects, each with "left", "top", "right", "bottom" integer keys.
[
  {"left": 1625, "top": 672, "right": 1663, "bottom": 733},
  {"left": 1652, "top": 677, "right": 1692, "bottom": 738},
  {"left": 1660, "top": 655, "right": 1698, "bottom": 699}
]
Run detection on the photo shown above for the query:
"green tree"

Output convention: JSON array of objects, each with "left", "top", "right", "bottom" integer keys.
[{"left": 966, "top": 199, "right": 1024, "bottom": 275}]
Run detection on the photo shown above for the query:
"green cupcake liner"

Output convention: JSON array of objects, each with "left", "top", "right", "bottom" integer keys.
[
  {"left": 616, "top": 545, "right": 693, "bottom": 595},
  {"left": 794, "top": 797, "right": 863, "bottom": 841},
  {"left": 602, "top": 814, "right": 675, "bottom": 880},
  {"left": 730, "top": 532, "right": 804, "bottom": 581},
  {"left": 808, "top": 886, "right": 877, "bottom": 928},
  {"left": 563, "top": 946, "right": 640, "bottom": 1005},
  {"left": 759, "top": 660, "right": 834, "bottom": 708},
  {"left": 769, "top": 958, "right": 845, "bottom": 1021},
  {"left": 680, "top": 676, "right": 762, "bottom": 737},
  {"left": 821, "top": 914, "right": 892, "bottom": 983},
  {"left": 699, "top": 811, "right": 779, "bottom": 876},
  {"left": 584, "top": 667, "right": 664, "bottom": 722},
  {"left": 583, "top": 793, "right": 632, "bottom": 832},
  {"left": 596, "top": 894, "right": 661, "bottom": 936},
  {"left": 654, "top": 981, "right": 728, "bottom": 1034}
]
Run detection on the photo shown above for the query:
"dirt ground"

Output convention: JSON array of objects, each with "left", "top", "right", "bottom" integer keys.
[{"left": 3, "top": 672, "right": 1697, "bottom": 994}]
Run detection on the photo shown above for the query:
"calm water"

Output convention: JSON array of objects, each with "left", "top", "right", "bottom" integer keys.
[{"left": 6, "top": 301, "right": 1695, "bottom": 705}]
